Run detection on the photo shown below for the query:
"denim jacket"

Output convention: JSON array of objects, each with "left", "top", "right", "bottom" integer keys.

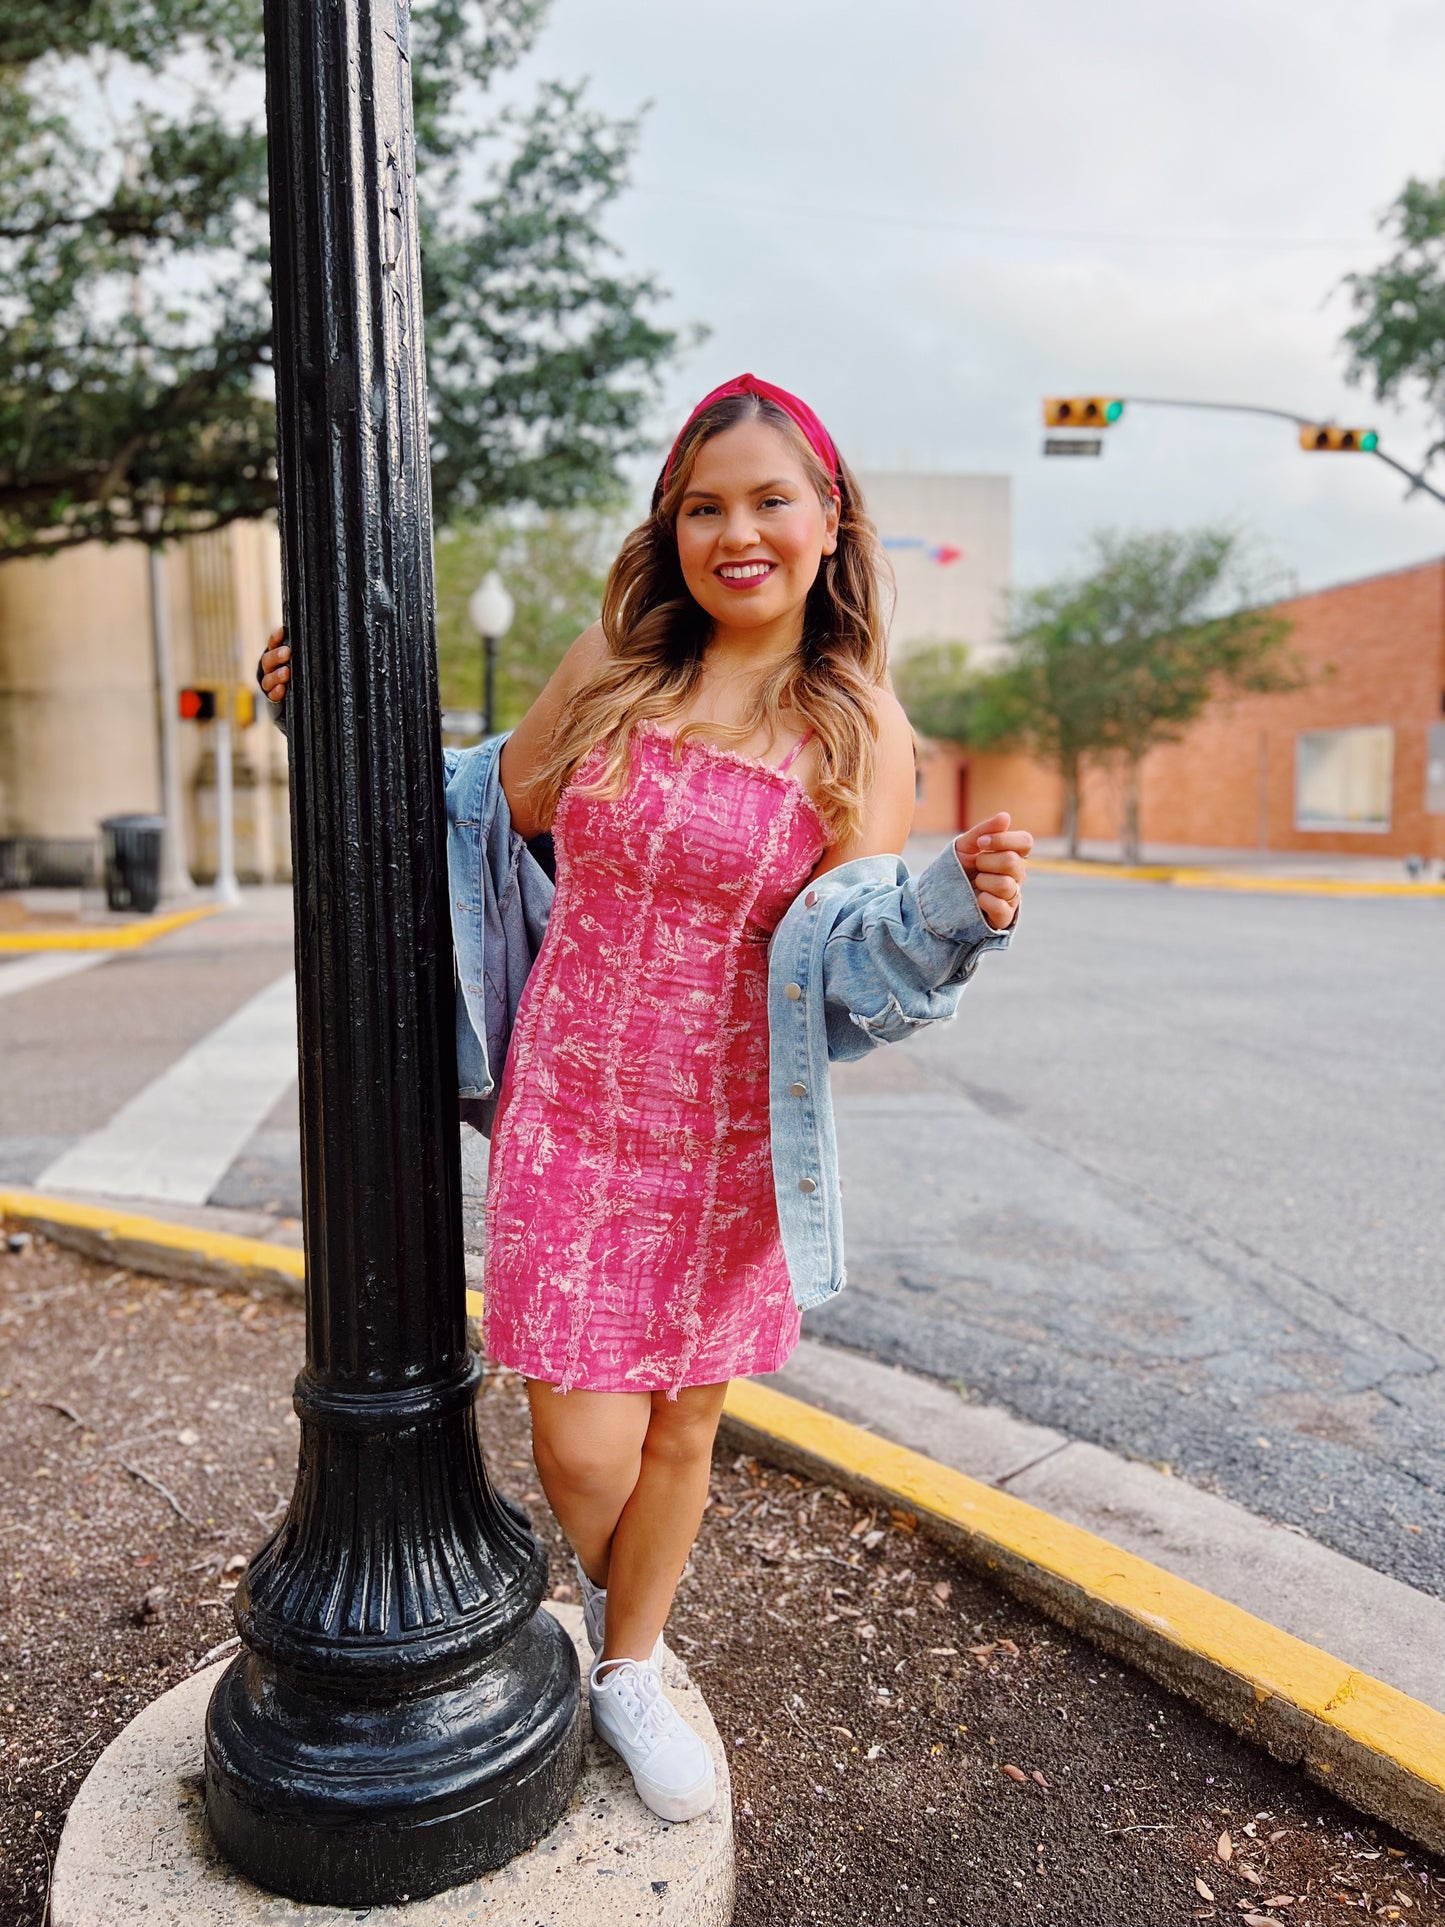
[{"left": 442, "top": 733, "right": 1012, "bottom": 1311}]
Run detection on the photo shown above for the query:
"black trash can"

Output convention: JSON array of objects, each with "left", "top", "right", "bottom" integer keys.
[{"left": 100, "top": 814, "right": 166, "bottom": 914}]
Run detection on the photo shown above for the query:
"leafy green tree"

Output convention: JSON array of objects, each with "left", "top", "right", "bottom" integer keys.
[
  {"left": 1072, "top": 530, "right": 1298, "bottom": 862},
  {"left": 962, "top": 530, "right": 1299, "bottom": 860},
  {"left": 432, "top": 511, "right": 620, "bottom": 728},
  {"left": 892, "top": 642, "right": 979, "bottom": 746},
  {"left": 967, "top": 588, "right": 1120, "bottom": 859},
  {"left": 1342, "top": 173, "right": 1445, "bottom": 467},
  {"left": 0, "top": 0, "right": 677, "bottom": 561}
]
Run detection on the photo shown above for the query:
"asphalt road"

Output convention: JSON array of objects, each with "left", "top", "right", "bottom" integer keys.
[
  {"left": 821, "top": 869, "right": 1445, "bottom": 1597},
  {"left": 3, "top": 870, "right": 1441, "bottom": 1595}
]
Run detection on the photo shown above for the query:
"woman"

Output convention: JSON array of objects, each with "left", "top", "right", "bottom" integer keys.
[{"left": 258, "top": 372, "right": 1031, "bottom": 1826}]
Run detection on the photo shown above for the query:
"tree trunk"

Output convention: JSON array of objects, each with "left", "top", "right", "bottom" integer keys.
[
  {"left": 1121, "top": 754, "right": 1143, "bottom": 864},
  {"left": 1062, "top": 758, "right": 1081, "bottom": 859}
]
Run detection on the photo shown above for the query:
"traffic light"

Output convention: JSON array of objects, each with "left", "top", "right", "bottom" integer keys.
[
  {"left": 177, "top": 685, "right": 255, "bottom": 723},
  {"left": 1299, "top": 424, "right": 1379, "bottom": 453},
  {"left": 1043, "top": 397, "right": 1124, "bottom": 428}
]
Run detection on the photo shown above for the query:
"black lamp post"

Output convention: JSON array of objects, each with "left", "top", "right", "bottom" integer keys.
[{"left": 202, "top": 0, "right": 581, "bottom": 1904}]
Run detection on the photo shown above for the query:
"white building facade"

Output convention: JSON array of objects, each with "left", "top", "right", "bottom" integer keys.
[{"left": 856, "top": 471, "right": 1012, "bottom": 664}]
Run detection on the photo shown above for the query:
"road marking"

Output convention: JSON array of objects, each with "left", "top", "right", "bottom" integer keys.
[
  {"left": 34, "top": 973, "right": 298, "bottom": 1204},
  {"left": 0, "top": 902, "right": 220, "bottom": 952},
  {"left": 0, "top": 951, "right": 115, "bottom": 999},
  {"left": 1031, "top": 858, "right": 1445, "bottom": 897}
]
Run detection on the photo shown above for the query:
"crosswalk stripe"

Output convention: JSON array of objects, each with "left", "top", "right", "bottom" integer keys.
[
  {"left": 35, "top": 972, "right": 298, "bottom": 1204},
  {"left": 0, "top": 951, "right": 116, "bottom": 1000}
]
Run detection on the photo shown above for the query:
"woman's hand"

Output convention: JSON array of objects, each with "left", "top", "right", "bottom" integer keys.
[
  {"left": 258, "top": 626, "right": 290, "bottom": 703},
  {"left": 954, "top": 812, "right": 1032, "bottom": 930}
]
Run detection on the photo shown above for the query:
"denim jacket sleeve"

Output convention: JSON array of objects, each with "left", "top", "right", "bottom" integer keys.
[{"left": 815, "top": 840, "right": 1014, "bottom": 1060}]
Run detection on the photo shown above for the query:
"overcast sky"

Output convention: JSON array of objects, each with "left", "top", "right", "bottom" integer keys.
[{"left": 494, "top": 0, "right": 1445, "bottom": 596}]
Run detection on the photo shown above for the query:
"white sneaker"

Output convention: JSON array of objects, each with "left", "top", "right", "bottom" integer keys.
[
  {"left": 573, "top": 1556, "right": 664, "bottom": 1667},
  {"left": 588, "top": 1656, "right": 716, "bottom": 1822}
]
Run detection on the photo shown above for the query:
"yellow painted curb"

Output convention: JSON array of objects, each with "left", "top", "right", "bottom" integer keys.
[
  {"left": 0, "top": 1190, "right": 304, "bottom": 1289},
  {"left": 721, "top": 1377, "right": 1445, "bottom": 1851},
  {"left": 1030, "top": 858, "right": 1445, "bottom": 898},
  {"left": 0, "top": 902, "right": 221, "bottom": 952}
]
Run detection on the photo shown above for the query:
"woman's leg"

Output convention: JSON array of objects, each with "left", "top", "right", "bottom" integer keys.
[
  {"left": 525, "top": 1380, "right": 652, "bottom": 1586},
  {"left": 600, "top": 1380, "right": 730, "bottom": 1664}
]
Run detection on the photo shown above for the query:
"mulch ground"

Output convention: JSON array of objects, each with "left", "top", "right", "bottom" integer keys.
[{"left": 3, "top": 1229, "right": 1443, "bottom": 1927}]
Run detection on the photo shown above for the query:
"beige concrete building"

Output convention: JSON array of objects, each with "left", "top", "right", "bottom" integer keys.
[
  {"left": 0, "top": 521, "right": 289, "bottom": 885},
  {"left": 858, "top": 471, "right": 1012, "bottom": 663}
]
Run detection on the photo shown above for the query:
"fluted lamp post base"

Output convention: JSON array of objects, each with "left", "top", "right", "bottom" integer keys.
[{"left": 49, "top": 1605, "right": 735, "bottom": 1926}]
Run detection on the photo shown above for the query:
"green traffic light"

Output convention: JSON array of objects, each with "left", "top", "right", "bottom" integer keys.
[
  {"left": 1105, "top": 400, "right": 1124, "bottom": 423},
  {"left": 1361, "top": 430, "right": 1379, "bottom": 452}
]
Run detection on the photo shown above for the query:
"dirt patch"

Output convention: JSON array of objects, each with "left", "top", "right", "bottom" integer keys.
[{"left": 3, "top": 1230, "right": 1442, "bottom": 1927}]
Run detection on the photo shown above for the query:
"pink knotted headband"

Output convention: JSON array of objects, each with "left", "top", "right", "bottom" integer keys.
[{"left": 662, "top": 372, "right": 838, "bottom": 488}]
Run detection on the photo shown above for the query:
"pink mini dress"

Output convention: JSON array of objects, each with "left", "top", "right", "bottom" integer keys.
[{"left": 483, "top": 719, "right": 828, "bottom": 1398}]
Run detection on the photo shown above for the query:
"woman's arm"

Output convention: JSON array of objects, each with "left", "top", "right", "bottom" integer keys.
[
  {"left": 810, "top": 690, "right": 1029, "bottom": 932},
  {"left": 498, "top": 621, "right": 611, "bottom": 839},
  {"left": 808, "top": 688, "right": 917, "bottom": 881}
]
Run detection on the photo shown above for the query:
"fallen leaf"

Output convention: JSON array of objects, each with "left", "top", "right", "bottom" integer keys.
[
  {"left": 712, "top": 1505, "right": 737, "bottom": 1518},
  {"left": 969, "top": 1643, "right": 999, "bottom": 1658},
  {"left": 932, "top": 1581, "right": 953, "bottom": 1604},
  {"left": 866, "top": 1744, "right": 883, "bottom": 1760},
  {"left": 221, "top": 1554, "right": 247, "bottom": 1578},
  {"left": 861, "top": 1529, "right": 885, "bottom": 1550},
  {"left": 1195, "top": 1877, "right": 1216, "bottom": 1902},
  {"left": 856, "top": 1623, "right": 876, "bottom": 1639},
  {"left": 997, "top": 1637, "right": 1021, "bottom": 1656},
  {"left": 1268, "top": 1831, "right": 1288, "bottom": 1843},
  {"left": 1001, "top": 1763, "right": 1028, "bottom": 1783},
  {"left": 175, "top": 1427, "right": 200, "bottom": 1447},
  {"left": 848, "top": 1515, "right": 873, "bottom": 1540},
  {"left": 1030, "top": 1769, "right": 1049, "bottom": 1789},
  {"left": 889, "top": 1509, "right": 917, "bottom": 1532},
  {"left": 1217, "top": 1831, "right": 1234, "bottom": 1863},
  {"left": 1241, "top": 1916, "right": 1276, "bottom": 1927},
  {"left": 1238, "top": 1867, "right": 1263, "bottom": 1886},
  {"left": 1259, "top": 1898, "right": 1295, "bottom": 1908}
]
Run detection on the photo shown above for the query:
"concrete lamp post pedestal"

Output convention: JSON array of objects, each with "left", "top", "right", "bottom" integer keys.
[{"left": 48, "top": 1605, "right": 735, "bottom": 1925}]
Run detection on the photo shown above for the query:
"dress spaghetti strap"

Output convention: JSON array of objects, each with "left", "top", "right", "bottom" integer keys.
[{"left": 778, "top": 727, "right": 814, "bottom": 774}]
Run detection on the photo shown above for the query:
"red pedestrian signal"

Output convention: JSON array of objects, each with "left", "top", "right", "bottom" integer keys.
[{"left": 179, "top": 687, "right": 217, "bottom": 721}]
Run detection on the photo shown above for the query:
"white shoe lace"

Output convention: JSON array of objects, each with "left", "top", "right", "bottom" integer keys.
[{"left": 597, "top": 1661, "right": 681, "bottom": 1756}]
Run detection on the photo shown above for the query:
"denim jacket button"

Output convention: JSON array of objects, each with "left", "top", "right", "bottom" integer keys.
[
  {"left": 789, "top": 1081, "right": 807, "bottom": 1097},
  {"left": 784, "top": 981, "right": 803, "bottom": 1001},
  {"left": 804, "top": 889, "right": 817, "bottom": 907},
  {"left": 798, "top": 1176, "right": 817, "bottom": 1193}
]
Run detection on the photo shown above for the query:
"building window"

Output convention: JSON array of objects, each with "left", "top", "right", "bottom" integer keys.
[{"left": 1294, "top": 726, "right": 1393, "bottom": 832}]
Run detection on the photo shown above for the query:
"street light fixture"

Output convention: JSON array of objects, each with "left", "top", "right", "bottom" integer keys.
[{"left": 468, "top": 569, "right": 515, "bottom": 739}]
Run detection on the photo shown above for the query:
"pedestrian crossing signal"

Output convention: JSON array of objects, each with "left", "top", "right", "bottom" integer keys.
[
  {"left": 1043, "top": 397, "right": 1124, "bottom": 428},
  {"left": 1299, "top": 425, "right": 1379, "bottom": 452},
  {"left": 177, "top": 686, "right": 256, "bottom": 724}
]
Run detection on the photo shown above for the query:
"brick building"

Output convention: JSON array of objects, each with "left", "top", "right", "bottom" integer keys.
[{"left": 912, "top": 555, "right": 1445, "bottom": 862}]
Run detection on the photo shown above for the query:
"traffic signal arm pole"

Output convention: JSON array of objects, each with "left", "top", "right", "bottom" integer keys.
[{"left": 1121, "top": 396, "right": 1445, "bottom": 509}]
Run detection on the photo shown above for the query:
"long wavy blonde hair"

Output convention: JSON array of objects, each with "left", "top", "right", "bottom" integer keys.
[{"left": 524, "top": 392, "right": 893, "bottom": 845}]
